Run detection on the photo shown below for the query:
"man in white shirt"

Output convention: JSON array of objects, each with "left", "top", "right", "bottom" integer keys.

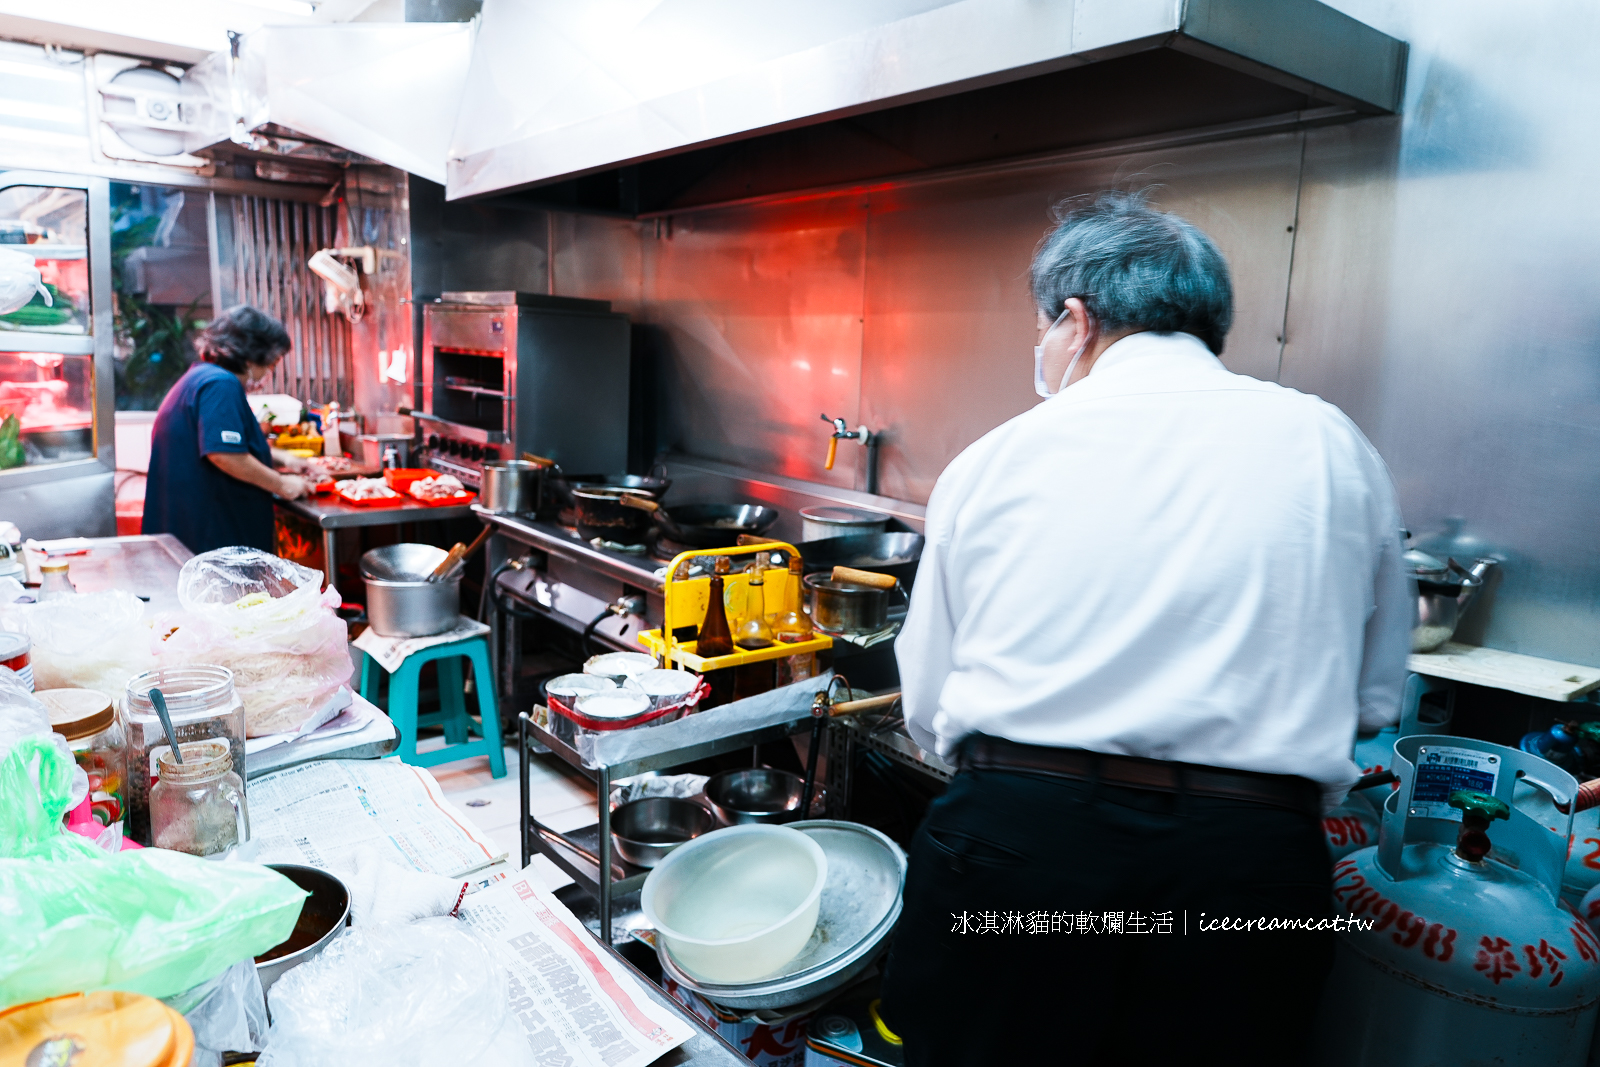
[{"left": 877, "top": 191, "right": 1411, "bottom": 1066}]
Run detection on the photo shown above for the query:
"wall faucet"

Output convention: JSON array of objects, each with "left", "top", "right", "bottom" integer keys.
[{"left": 821, "top": 414, "right": 882, "bottom": 495}]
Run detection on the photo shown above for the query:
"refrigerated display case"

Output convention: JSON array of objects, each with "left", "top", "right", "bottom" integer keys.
[{"left": 0, "top": 172, "right": 114, "bottom": 537}]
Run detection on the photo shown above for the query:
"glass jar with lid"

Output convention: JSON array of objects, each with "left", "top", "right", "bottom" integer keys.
[
  {"left": 149, "top": 739, "right": 247, "bottom": 858},
  {"left": 37, "top": 688, "right": 125, "bottom": 842},
  {"left": 38, "top": 560, "right": 74, "bottom": 600},
  {"left": 124, "top": 666, "right": 246, "bottom": 846}
]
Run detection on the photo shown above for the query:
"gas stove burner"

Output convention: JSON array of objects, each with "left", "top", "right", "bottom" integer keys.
[{"left": 650, "top": 532, "right": 695, "bottom": 562}]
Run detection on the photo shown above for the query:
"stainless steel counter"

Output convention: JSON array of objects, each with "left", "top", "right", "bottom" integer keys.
[
  {"left": 52, "top": 533, "right": 193, "bottom": 614},
  {"left": 276, "top": 494, "right": 478, "bottom": 586}
]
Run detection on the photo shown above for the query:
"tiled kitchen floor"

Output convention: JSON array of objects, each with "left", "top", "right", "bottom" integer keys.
[{"left": 419, "top": 736, "right": 596, "bottom": 890}]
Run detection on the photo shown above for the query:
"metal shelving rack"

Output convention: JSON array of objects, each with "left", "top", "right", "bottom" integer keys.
[{"left": 517, "top": 707, "right": 814, "bottom": 944}]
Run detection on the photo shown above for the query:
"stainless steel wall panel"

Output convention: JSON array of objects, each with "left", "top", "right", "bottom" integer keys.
[
  {"left": 640, "top": 198, "right": 868, "bottom": 490},
  {"left": 1296, "top": 0, "right": 1600, "bottom": 664},
  {"left": 856, "top": 134, "right": 1303, "bottom": 501},
  {"left": 551, "top": 213, "right": 645, "bottom": 317}
]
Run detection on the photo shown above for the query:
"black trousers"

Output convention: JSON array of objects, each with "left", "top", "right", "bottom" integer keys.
[{"left": 878, "top": 754, "right": 1335, "bottom": 1066}]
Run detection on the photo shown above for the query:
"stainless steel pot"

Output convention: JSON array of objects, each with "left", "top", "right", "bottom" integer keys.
[
  {"left": 803, "top": 572, "right": 904, "bottom": 636},
  {"left": 481, "top": 460, "right": 543, "bottom": 515},
  {"left": 1407, "top": 548, "right": 1497, "bottom": 653},
  {"left": 360, "top": 544, "right": 461, "bottom": 637},
  {"left": 611, "top": 796, "right": 715, "bottom": 868}
]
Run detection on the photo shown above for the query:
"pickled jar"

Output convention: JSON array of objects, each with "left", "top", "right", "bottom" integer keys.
[
  {"left": 149, "top": 739, "right": 247, "bottom": 858},
  {"left": 38, "top": 688, "right": 125, "bottom": 841},
  {"left": 125, "top": 666, "right": 246, "bottom": 846}
]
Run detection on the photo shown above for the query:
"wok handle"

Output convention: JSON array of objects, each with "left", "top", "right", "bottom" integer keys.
[
  {"left": 430, "top": 543, "right": 466, "bottom": 581},
  {"left": 520, "top": 452, "right": 556, "bottom": 467},
  {"left": 833, "top": 565, "right": 897, "bottom": 589},
  {"left": 619, "top": 494, "right": 660, "bottom": 513},
  {"left": 831, "top": 690, "right": 902, "bottom": 717}
]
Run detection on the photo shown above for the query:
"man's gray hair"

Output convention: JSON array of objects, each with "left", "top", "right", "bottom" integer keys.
[{"left": 1030, "top": 190, "right": 1233, "bottom": 355}]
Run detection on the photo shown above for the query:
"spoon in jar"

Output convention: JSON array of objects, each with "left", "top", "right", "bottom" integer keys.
[{"left": 150, "top": 687, "right": 182, "bottom": 765}]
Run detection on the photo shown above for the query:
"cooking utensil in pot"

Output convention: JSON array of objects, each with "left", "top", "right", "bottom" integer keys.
[
  {"left": 803, "top": 571, "right": 906, "bottom": 636},
  {"left": 705, "top": 768, "right": 808, "bottom": 824},
  {"left": 149, "top": 688, "right": 181, "bottom": 765},
  {"left": 611, "top": 796, "right": 715, "bottom": 868},
  {"left": 480, "top": 460, "right": 544, "bottom": 515},
  {"left": 799, "top": 532, "right": 923, "bottom": 589},
  {"left": 620, "top": 497, "right": 782, "bottom": 549},
  {"left": 429, "top": 526, "right": 491, "bottom": 583},
  {"left": 573, "top": 488, "right": 654, "bottom": 544}
]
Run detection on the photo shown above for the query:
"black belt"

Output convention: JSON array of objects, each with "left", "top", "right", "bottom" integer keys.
[{"left": 959, "top": 735, "right": 1322, "bottom": 819}]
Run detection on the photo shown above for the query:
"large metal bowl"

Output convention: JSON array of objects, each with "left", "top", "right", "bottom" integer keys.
[
  {"left": 256, "top": 864, "right": 351, "bottom": 998},
  {"left": 611, "top": 796, "right": 715, "bottom": 868},
  {"left": 704, "top": 768, "right": 806, "bottom": 824}
]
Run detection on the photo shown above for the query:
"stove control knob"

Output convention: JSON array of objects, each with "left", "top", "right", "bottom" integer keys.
[
  {"left": 468, "top": 444, "right": 483, "bottom": 460},
  {"left": 427, "top": 435, "right": 439, "bottom": 449},
  {"left": 446, "top": 439, "right": 460, "bottom": 455}
]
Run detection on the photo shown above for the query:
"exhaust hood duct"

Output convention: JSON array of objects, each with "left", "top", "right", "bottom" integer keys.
[
  {"left": 446, "top": 0, "right": 1406, "bottom": 204},
  {"left": 181, "top": 22, "right": 473, "bottom": 184}
]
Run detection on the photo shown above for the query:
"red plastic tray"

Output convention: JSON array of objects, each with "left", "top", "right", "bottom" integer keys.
[
  {"left": 336, "top": 488, "right": 404, "bottom": 508},
  {"left": 410, "top": 490, "right": 477, "bottom": 508}
]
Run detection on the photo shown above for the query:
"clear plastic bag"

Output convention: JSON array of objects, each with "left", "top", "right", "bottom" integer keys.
[
  {"left": 163, "top": 957, "right": 269, "bottom": 1067},
  {"left": 161, "top": 547, "right": 352, "bottom": 736},
  {"left": 257, "top": 919, "right": 533, "bottom": 1067},
  {"left": 2, "top": 589, "right": 156, "bottom": 695},
  {"left": 0, "top": 735, "right": 306, "bottom": 1007}
]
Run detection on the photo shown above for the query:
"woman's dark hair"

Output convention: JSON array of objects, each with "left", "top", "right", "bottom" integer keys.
[{"left": 194, "top": 306, "right": 291, "bottom": 374}]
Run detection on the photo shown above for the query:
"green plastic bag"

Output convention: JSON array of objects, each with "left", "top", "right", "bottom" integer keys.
[{"left": 0, "top": 736, "right": 307, "bottom": 1008}]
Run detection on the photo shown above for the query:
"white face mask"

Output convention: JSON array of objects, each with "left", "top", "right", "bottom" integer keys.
[{"left": 1033, "top": 306, "right": 1090, "bottom": 398}]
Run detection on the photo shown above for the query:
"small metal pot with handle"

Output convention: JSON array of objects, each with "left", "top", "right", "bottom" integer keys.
[{"left": 803, "top": 566, "right": 906, "bottom": 636}]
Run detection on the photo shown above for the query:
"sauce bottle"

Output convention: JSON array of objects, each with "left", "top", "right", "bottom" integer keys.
[
  {"left": 772, "top": 557, "right": 812, "bottom": 643},
  {"left": 696, "top": 555, "right": 734, "bottom": 659},
  {"left": 735, "top": 565, "right": 776, "bottom": 650}
]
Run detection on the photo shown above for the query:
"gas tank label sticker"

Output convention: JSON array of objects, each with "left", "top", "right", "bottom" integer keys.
[{"left": 1411, "top": 746, "right": 1499, "bottom": 821}]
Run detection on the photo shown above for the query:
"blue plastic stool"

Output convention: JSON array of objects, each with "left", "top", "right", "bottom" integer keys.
[{"left": 358, "top": 635, "right": 506, "bottom": 777}]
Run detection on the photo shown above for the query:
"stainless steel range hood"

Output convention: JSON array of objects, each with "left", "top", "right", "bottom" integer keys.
[
  {"left": 181, "top": 22, "right": 473, "bottom": 184},
  {"left": 446, "top": 0, "right": 1405, "bottom": 203}
]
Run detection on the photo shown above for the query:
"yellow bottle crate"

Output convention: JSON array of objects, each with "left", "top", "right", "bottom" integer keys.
[{"left": 635, "top": 541, "right": 832, "bottom": 671}]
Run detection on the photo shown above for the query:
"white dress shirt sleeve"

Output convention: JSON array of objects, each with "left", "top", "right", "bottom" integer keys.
[
  {"left": 1358, "top": 526, "right": 1412, "bottom": 731},
  {"left": 897, "top": 478, "right": 958, "bottom": 756}
]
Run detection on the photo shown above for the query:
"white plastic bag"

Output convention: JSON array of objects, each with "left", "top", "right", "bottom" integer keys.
[
  {"left": 3, "top": 590, "right": 156, "bottom": 695},
  {"left": 257, "top": 919, "right": 533, "bottom": 1067},
  {"left": 161, "top": 548, "right": 352, "bottom": 736},
  {"left": 0, "top": 248, "right": 49, "bottom": 316}
]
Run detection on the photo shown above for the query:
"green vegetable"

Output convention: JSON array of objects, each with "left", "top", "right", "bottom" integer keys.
[
  {"left": 0, "top": 283, "right": 74, "bottom": 328},
  {"left": 0, "top": 414, "right": 22, "bottom": 469}
]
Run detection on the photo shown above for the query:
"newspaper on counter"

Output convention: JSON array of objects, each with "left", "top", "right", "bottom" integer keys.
[
  {"left": 246, "top": 758, "right": 506, "bottom": 877},
  {"left": 460, "top": 875, "right": 694, "bottom": 1067}
]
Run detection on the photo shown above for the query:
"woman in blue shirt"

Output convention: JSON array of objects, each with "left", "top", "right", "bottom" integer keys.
[{"left": 142, "top": 306, "right": 311, "bottom": 554}]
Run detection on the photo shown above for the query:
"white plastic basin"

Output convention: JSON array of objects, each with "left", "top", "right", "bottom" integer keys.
[{"left": 641, "top": 824, "right": 828, "bottom": 983}]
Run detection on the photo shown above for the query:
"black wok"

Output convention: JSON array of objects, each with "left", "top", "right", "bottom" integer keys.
[
  {"left": 546, "top": 468, "right": 671, "bottom": 509},
  {"left": 799, "top": 532, "right": 924, "bottom": 589},
  {"left": 621, "top": 497, "right": 782, "bottom": 549}
]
